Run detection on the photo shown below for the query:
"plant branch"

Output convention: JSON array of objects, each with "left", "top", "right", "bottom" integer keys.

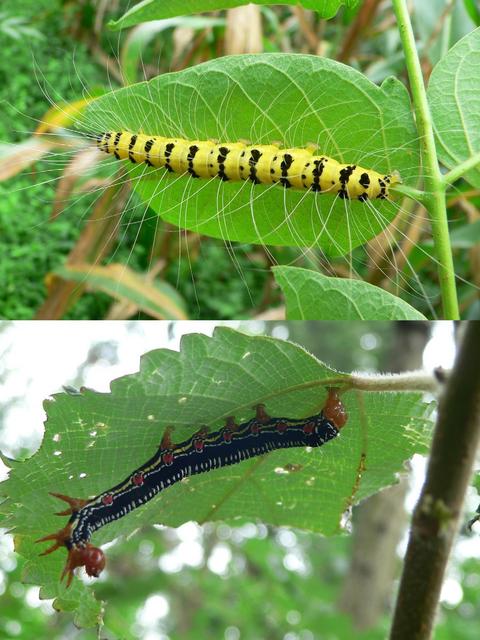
[
  {"left": 256, "top": 370, "right": 444, "bottom": 407},
  {"left": 389, "top": 322, "right": 480, "bottom": 640},
  {"left": 336, "top": 0, "right": 382, "bottom": 63},
  {"left": 348, "top": 370, "right": 442, "bottom": 393},
  {"left": 392, "top": 0, "right": 459, "bottom": 319},
  {"left": 442, "top": 151, "right": 480, "bottom": 187}
]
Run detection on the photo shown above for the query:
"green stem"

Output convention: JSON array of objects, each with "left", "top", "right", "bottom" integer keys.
[
  {"left": 392, "top": 0, "right": 459, "bottom": 320},
  {"left": 442, "top": 151, "right": 480, "bottom": 187},
  {"left": 391, "top": 183, "right": 427, "bottom": 203}
]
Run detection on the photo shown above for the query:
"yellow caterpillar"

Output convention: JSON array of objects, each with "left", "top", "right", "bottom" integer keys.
[{"left": 96, "top": 131, "right": 400, "bottom": 201}]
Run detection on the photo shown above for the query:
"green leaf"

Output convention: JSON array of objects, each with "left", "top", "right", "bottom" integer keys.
[
  {"left": 1, "top": 328, "right": 432, "bottom": 623},
  {"left": 81, "top": 54, "right": 419, "bottom": 254},
  {"left": 109, "top": 0, "right": 361, "bottom": 31},
  {"left": 428, "top": 27, "right": 480, "bottom": 188},
  {"left": 463, "top": 0, "right": 480, "bottom": 26},
  {"left": 273, "top": 266, "right": 427, "bottom": 319},
  {"left": 446, "top": 218, "right": 480, "bottom": 249},
  {"left": 121, "top": 16, "right": 226, "bottom": 84},
  {"left": 55, "top": 263, "right": 188, "bottom": 319}
]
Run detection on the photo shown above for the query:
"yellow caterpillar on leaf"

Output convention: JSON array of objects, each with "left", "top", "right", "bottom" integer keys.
[{"left": 96, "top": 131, "right": 400, "bottom": 201}]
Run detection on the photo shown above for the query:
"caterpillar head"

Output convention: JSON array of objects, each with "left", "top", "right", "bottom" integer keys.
[
  {"left": 58, "top": 543, "right": 105, "bottom": 587},
  {"left": 79, "top": 544, "right": 106, "bottom": 579},
  {"left": 37, "top": 525, "right": 106, "bottom": 587},
  {"left": 323, "top": 388, "right": 348, "bottom": 429},
  {"left": 36, "top": 492, "right": 105, "bottom": 587}
]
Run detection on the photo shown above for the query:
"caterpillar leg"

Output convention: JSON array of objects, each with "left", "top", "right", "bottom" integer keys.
[
  {"left": 36, "top": 493, "right": 105, "bottom": 587},
  {"left": 225, "top": 416, "right": 238, "bottom": 430},
  {"left": 49, "top": 492, "right": 90, "bottom": 515},
  {"left": 36, "top": 525, "right": 105, "bottom": 587},
  {"left": 159, "top": 426, "right": 174, "bottom": 450},
  {"left": 255, "top": 404, "right": 271, "bottom": 423},
  {"left": 36, "top": 522, "right": 73, "bottom": 556}
]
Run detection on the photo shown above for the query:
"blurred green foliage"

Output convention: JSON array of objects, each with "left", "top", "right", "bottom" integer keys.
[
  {"left": 1, "top": 323, "right": 479, "bottom": 638},
  {"left": 0, "top": 0, "right": 273, "bottom": 320},
  {"left": 1, "top": 0, "right": 479, "bottom": 319},
  {"left": 0, "top": 0, "right": 110, "bottom": 319}
]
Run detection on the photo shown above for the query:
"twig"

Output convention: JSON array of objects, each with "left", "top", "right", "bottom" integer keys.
[
  {"left": 337, "top": 0, "right": 382, "bottom": 63},
  {"left": 389, "top": 322, "right": 480, "bottom": 640},
  {"left": 292, "top": 7, "right": 319, "bottom": 52},
  {"left": 349, "top": 370, "right": 442, "bottom": 393}
]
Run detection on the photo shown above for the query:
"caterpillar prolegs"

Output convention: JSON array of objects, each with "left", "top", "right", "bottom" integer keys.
[
  {"left": 96, "top": 131, "right": 401, "bottom": 201},
  {"left": 37, "top": 388, "right": 347, "bottom": 586}
]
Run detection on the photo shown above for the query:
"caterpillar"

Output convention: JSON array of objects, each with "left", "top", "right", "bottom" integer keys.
[
  {"left": 36, "top": 388, "right": 347, "bottom": 586},
  {"left": 95, "top": 131, "right": 401, "bottom": 201}
]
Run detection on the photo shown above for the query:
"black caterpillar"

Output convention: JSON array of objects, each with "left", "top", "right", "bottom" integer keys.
[{"left": 37, "top": 388, "right": 347, "bottom": 586}]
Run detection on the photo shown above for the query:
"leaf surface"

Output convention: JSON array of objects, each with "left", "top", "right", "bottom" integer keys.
[
  {"left": 0, "top": 328, "right": 432, "bottom": 624},
  {"left": 109, "top": 0, "right": 361, "bottom": 31},
  {"left": 274, "top": 266, "right": 427, "bottom": 319},
  {"left": 428, "top": 27, "right": 480, "bottom": 187},
  {"left": 120, "top": 16, "right": 225, "bottom": 84},
  {"left": 81, "top": 54, "right": 419, "bottom": 254}
]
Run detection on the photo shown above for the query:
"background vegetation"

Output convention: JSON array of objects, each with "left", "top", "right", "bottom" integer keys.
[
  {"left": 1, "top": 320, "right": 479, "bottom": 639},
  {"left": 1, "top": 0, "right": 479, "bottom": 320}
]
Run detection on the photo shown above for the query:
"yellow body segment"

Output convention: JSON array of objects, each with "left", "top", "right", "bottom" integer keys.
[{"left": 96, "top": 131, "right": 400, "bottom": 200}]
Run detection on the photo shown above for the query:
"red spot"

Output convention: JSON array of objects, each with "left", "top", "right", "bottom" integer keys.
[
  {"left": 223, "top": 430, "right": 233, "bottom": 442},
  {"left": 303, "top": 421, "right": 315, "bottom": 435},
  {"left": 102, "top": 494, "right": 113, "bottom": 506},
  {"left": 276, "top": 421, "right": 288, "bottom": 433},
  {"left": 163, "top": 452, "right": 174, "bottom": 465},
  {"left": 132, "top": 472, "right": 144, "bottom": 486},
  {"left": 251, "top": 422, "right": 261, "bottom": 435},
  {"left": 194, "top": 439, "right": 204, "bottom": 452}
]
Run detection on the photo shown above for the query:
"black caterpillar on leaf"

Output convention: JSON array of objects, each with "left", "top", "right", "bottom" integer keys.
[
  {"left": 95, "top": 131, "right": 400, "bottom": 201},
  {"left": 37, "top": 388, "right": 348, "bottom": 586}
]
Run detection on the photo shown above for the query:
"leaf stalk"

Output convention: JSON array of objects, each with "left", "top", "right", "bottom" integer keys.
[{"left": 392, "top": 0, "right": 459, "bottom": 319}]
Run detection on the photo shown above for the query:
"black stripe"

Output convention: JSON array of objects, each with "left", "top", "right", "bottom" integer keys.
[
  {"left": 280, "top": 153, "right": 293, "bottom": 188},
  {"left": 377, "top": 177, "right": 387, "bottom": 199},
  {"left": 103, "top": 132, "right": 112, "bottom": 153},
  {"left": 187, "top": 144, "right": 200, "bottom": 178},
  {"left": 310, "top": 158, "right": 326, "bottom": 192},
  {"left": 217, "top": 146, "right": 230, "bottom": 181},
  {"left": 338, "top": 164, "right": 356, "bottom": 199},
  {"left": 164, "top": 142, "right": 175, "bottom": 172},
  {"left": 128, "top": 134, "right": 138, "bottom": 163},
  {"left": 247, "top": 148, "right": 262, "bottom": 184},
  {"left": 144, "top": 138, "right": 155, "bottom": 167}
]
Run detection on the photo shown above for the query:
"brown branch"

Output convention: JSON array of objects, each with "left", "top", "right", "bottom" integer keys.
[
  {"left": 389, "top": 322, "right": 480, "bottom": 640},
  {"left": 292, "top": 7, "right": 320, "bottom": 52},
  {"left": 337, "top": 0, "right": 382, "bottom": 63}
]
